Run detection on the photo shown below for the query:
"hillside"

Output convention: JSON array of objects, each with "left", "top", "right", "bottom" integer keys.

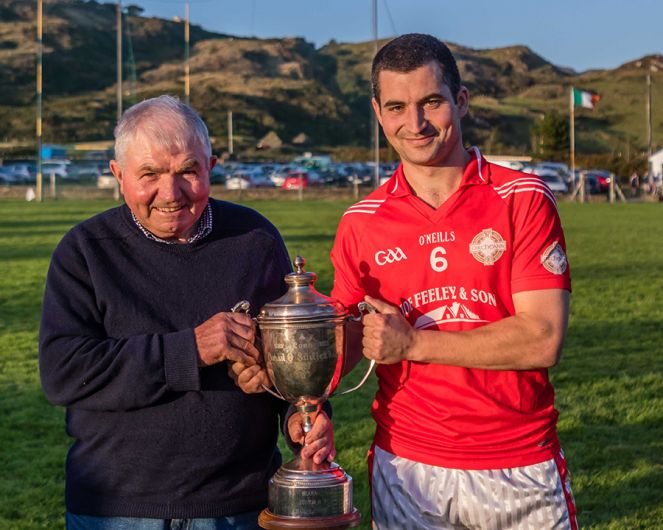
[{"left": 0, "top": 0, "right": 661, "bottom": 164}]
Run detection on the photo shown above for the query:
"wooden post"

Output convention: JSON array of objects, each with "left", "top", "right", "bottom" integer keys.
[
  {"left": 36, "top": 0, "right": 43, "bottom": 202},
  {"left": 116, "top": 1, "right": 122, "bottom": 121},
  {"left": 184, "top": 0, "right": 190, "bottom": 104},
  {"left": 228, "top": 111, "right": 234, "bottom": 156},
  {"left": 372, "top": 0, "right": 379, "bottom": 189}
]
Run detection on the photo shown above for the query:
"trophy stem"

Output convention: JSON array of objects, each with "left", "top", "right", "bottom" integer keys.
[{"left": 297, "top": 403, "right": 320, "bottom": 434}]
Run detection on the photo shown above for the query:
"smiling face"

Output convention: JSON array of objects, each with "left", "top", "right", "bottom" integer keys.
[
  {"left": 110, "top": 132, "right": 215, "bottom": 242},
  {"left": 372, "top": 61, "right": 469, "bottom": 170}
]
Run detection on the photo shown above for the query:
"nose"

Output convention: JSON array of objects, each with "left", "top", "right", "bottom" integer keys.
[
  {"left": 405, "top": 105, "right": 428, "bottom": 134},
  {"left": 158, "top": 173, "right": 182, "bottom": 202}
]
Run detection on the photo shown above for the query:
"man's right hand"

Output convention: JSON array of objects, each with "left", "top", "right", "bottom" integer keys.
[
  {"left": 227, "top": 361, "right": 271, "bottom": 393},
  {"left": 194, "top": 311, "right": 260, "bottom": 367}
]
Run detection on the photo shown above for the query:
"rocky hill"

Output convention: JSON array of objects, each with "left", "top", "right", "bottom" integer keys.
[{"left": 0, "top": 0, "right": 661, "bottom": 164}]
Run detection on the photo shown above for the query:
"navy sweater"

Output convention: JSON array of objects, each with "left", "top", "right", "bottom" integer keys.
[{"left": 39, "top": 199, "right": 292, "bottom": 518}]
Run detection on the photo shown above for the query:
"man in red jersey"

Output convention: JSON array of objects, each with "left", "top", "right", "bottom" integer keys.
[{"left": 331, "top": 34, "right": 577, "bottom": 529}]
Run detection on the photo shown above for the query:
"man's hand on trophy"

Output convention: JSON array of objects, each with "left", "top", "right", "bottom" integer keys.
[
  {"left": 227, "top": 360, "right": 271, "bottom": 393},
  {"left": 194, "top": 311, "right": 260, "bottom": 367},
  {"left": 361, "top": 295, "right": 417, "bottom": 364},
  {"left": 288, "top": 411, "right": 336, "bottom": 465}
]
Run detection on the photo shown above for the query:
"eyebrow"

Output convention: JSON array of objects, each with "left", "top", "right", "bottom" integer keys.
[
  {"left": 176, "top": 159, "right": 200, "bottom": 172},
  {"left": 137, "top": 164, "right": 166, "bottom": 173},
  {"left": 137, "top": 159, "right": 200, "bottom": 174}
]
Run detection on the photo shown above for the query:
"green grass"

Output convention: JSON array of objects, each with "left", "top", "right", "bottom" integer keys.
[{"left": 1, "top": 199, "right": 662, "bottom": 529}]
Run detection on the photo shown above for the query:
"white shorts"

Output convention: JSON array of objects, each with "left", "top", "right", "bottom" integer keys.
[{"left": 371, "top": 445, "right": 577, "bottom": 530}]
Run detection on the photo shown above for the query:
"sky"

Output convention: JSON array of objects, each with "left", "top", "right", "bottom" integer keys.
[{"left": 132, "top": 0, "right": 663, "bottom": 73}]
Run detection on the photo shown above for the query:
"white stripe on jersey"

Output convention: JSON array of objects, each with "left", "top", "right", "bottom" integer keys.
[
  {"left": 471, "top": 146, "right": 486, "bottom": 182},
  {"left": 494, "top": 178, "right": 557, "bottom": 207},
  {"left": 343, "top": 199, "right": 386, "bottom": 216}
]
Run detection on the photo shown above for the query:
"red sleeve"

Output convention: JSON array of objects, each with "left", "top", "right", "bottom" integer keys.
[
  {"left": 510, "top": 189, "right": 572, "bottom": 294},
  {"left": 330, "top": 214, "right": 366, "bottom": 309}
]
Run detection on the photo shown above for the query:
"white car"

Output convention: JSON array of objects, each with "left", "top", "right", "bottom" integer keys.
[
  {"left": 535, "top": 169, "right": 568, "bottom": 194},
  {"left": 97, "top": 171, "right": 118, "bottom": 189},
  {"left": 225, "top": 174, "right": 253, "bottom": 190},
  {"left": 42, "top": 160, "right": 71, "bottom": 179}
]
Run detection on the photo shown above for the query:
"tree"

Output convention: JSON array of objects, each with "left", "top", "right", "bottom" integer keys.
[
  {"left": 531, "top": 110, "right": 570, "bottom": 161},
  {"left": 125, "top": 5, "right": 144, "bottom": 17}
]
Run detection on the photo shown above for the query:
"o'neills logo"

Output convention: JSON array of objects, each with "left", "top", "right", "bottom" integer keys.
[
  {"left": 469, "top": 229, "right": 507, "bottom": 265},
  {"left": 541, "top": 241, "right": 567, "bottom": 275},
  {"left": 375, "top": 247, "right": 407, "bottom": 266}
]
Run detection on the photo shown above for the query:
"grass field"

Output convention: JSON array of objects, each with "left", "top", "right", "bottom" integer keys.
[{"left": 0, "top": 198, "right": 662, "bottom": 529}]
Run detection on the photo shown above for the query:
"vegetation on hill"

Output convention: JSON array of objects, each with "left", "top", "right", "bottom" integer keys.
[{"left": 0, "top": 0, "right": 661, "bottom": 171}]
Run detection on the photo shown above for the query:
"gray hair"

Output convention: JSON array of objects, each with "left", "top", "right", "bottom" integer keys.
[{"left": 113, "top": 95, "right": 212, "bottom": 167}]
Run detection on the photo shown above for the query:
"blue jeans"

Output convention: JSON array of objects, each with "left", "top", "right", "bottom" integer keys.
[{"left": 66, "top": 511, "right": 262, "bottom": 530}]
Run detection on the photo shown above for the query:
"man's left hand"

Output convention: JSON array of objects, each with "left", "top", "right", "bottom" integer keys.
[
  {"left": 361, "top": 295, "right": 417, "bottom": 364},
  {"left": 287, "top": 411, "right": 335, "bottom": 464}
]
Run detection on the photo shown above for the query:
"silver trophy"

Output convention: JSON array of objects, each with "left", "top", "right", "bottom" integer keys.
[{"left": 233, "top": 256, "right": 374, "bottom": 530}]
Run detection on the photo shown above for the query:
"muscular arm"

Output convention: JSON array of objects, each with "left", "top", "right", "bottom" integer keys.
[{"left": 361, "top": 289, "right": 570, "bottom": 370}]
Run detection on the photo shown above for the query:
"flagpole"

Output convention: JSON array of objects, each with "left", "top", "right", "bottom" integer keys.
[{"left": 569, "top": 87, "right": 578, "bottom": 201}]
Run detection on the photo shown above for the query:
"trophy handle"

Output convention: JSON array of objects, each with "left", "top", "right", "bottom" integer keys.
[
  {"left": 231, "top": 300, "right": 287, "bottom": 401},
  {"left": 336, "top": 301, "right": 377, "bottom": 396},
  {"left": 231, "top": 300, "right": 252, "bottom": 314}
]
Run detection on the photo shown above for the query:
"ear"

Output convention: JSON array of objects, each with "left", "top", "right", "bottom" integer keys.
[
  {"left": 371, "top": 97, "right": 383, "bottom": 127},
  {"left": 456, "top": 86, "right": 470, "bottom": 118},
  {"left": 209, "top": 156, "right": 218, "bottom": 171},
  {"left": 109, "top": 160, "right": 124, "bottom": 194}
]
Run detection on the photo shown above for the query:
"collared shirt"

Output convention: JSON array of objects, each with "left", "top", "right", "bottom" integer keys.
[
  {"left": 330, "top": 146, "right": 570, "bottom": 470},
  {"left": 131, "top": 202, "right": 213, "bottom": 244}
]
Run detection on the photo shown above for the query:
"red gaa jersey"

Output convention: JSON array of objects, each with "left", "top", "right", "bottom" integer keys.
[{"left": 331, "top": 147, "right": 572, "bottom": 470}]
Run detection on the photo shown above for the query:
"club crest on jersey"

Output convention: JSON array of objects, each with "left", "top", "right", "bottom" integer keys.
[
  {"left": 469, "top": 229, "right": 507, "bottom": 266},
  {"left": 541, "top": 241, "right": 567, "bottom": 275},
  {"left": 375, "top": 247, "right": 407, "bottom": 266}
]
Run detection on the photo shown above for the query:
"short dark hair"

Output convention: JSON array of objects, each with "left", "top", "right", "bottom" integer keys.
[{"left": 371, "top": 33, "right": 461, "bottom": 104}]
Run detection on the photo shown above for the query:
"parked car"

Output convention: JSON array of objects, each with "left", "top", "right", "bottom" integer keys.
[
  {"left": 535, "top": 161, "right": 571, "bottom": 184},
  {"left": 42, "top": 160, "right": 71, "bottom": 179},
  {"left": 209, "top": 164, "right": 227, "bottom": 184},
  {"left": 0, "top": 167, "right": 14, "bottom": 185},
  {"left": 251, "top": 173, "right": 276, "bottom": 188},
  {"left": 537, "top": 171, "right": 568, "bottom": 194},
  {"left": 0, "top": 166, "right": 25, "bottom": 184},
  {"left": 4, "top": 162, "right": 35, "bottom": 183},
  {"left": 67, "top": 161, "right": 104, "bottom": 181},
  {"left": 225, "top": 173, "right": 254, "bottom": 190},
  {"left": 269, "top": 170, "right": 288, "bottom": 187},
  {"left": 282, "top": 171, "right": 309, "bottom": 190},
  {"left": 96, "top": 170, "right": 117, "bottom": 189},
  {"left": 581, "top": 170, "right": 612, "bottom": 194}
]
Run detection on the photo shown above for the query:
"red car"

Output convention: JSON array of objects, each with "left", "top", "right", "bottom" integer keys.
[{"left": 282, "top": 171, "right": 309, "bottom": 190}]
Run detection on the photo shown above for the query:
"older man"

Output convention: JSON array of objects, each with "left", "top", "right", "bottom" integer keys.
[{"left": 39, "top": 95, "right": 333, "bottom": 530}]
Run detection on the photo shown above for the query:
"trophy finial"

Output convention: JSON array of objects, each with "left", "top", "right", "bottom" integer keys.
[{"left": 294, "top": 255, "right": 306, "bottom": 274}]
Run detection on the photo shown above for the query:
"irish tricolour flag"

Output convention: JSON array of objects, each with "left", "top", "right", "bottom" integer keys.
[{"left": 572, "top": 88, "right": 600, "bottom": 109}]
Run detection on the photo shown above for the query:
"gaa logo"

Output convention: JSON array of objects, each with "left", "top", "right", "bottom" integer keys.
[
  {"left": 469, "top": 229, "right": 506, "bottom": 266},
  {"left": 375, "top": 247, "right": 407, "bottom": 266}
]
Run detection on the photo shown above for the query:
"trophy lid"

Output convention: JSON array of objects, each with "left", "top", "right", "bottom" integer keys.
[{"left": 257, "top": 256, "right": 347, "bottom": 323}]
